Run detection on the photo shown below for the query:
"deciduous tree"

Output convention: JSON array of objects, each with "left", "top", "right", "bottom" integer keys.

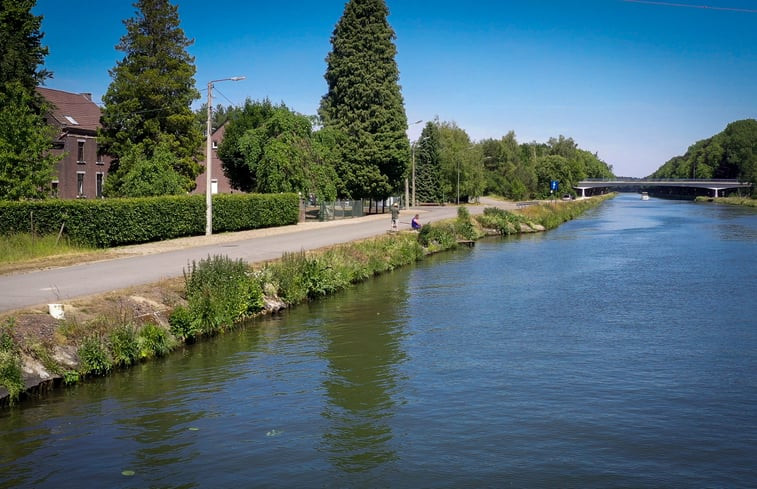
[
  {"left": 219, "top": 100, "right": 339, "bottom": 200},
  {"left": 0, "top": 82, "right": 60, "bottom": 199}
]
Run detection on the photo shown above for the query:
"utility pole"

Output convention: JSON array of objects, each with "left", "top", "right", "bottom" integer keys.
[{"left": 205, "top": 76, "right": 245, "bottom": 236}]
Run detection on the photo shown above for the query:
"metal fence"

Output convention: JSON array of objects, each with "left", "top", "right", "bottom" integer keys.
[{"left": 302, "top": 197, "right": 405, "bottom": 221}]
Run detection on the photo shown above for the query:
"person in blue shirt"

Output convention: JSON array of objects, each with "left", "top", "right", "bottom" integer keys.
[{"left": 411, "top": 214, "right": 421, "bottom": 230}]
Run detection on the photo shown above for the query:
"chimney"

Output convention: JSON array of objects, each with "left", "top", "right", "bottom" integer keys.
[{"left": 80, "top": 93, "right": 92, "bottom": 101}]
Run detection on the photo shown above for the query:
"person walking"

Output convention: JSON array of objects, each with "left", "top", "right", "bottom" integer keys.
[{"left": 390, "top": 203, "right": 400, "bottom": 230}]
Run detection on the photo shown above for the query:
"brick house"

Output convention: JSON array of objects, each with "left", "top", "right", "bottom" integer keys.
[
  {"left": 37, "top": 87, "right": 111, "bottom": 199},
  {"left": 192, "top": 122, "right": 235, "bottom": 195}
]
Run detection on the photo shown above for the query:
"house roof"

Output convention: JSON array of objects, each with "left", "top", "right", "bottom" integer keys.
[{"left": 36, "top": 87, "right": 102, "bottom": 133}]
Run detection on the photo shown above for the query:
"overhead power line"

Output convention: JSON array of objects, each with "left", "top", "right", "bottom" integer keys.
[{"left": 623, "top": 0, "right": 757, "bottom": 13}]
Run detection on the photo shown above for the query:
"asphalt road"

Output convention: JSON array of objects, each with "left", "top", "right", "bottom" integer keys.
[{"left": 0, "top": 202, "right": 510, "bottom": 313}]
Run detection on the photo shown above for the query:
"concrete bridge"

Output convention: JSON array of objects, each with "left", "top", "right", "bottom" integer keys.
[{"left": 574, "top": 179, "right": 753, "bottom": 198}]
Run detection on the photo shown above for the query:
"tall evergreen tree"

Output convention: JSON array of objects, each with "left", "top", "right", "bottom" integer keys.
[
  {"left": 99, "top": 0, "right": 202, "bottom": 193},
  {"left": 414, "top": 122, "right": 442, "bottom": 204},
  {"left": 319, "top": 0, "right": 409, "bottom": 200},
  {"left": 0, "top": 0, "right": 51, "bottom": 94},
  {"left": 0, "top": 0, "right": 60, "bottom": 200}
]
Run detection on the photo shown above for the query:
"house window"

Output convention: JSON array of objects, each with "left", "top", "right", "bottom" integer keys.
[
  {"left": 96, "top": 172, "right": 104, "bottom": 198},
  {"left": 51, "top": 180, "right": 59, "bottom": 198},
  {"left": 77, "top": 172, "right": 85, "bottom": 197},
  {"left": 77, "top": 140, "right": 85, "bottom": 163}
]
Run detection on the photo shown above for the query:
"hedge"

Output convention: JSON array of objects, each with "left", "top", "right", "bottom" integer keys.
[{"left": 0, "top": 193, "right": 300, "bottom": 247}]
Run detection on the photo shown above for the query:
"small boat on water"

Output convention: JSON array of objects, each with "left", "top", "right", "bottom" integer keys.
[{"left": 641, "top": 192, "right": 650, "bottom": 201}]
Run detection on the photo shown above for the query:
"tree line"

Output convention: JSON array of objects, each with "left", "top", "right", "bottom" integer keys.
[
  {"left": 2, "top": 0, "right": 623, "bottom": 204},
  {"left": 650, "top": 119, "right": 756, "bottom": 193}
]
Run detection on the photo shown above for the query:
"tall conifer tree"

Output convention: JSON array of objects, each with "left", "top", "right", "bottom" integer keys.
[
  {"left": 0, "top": 0, "right": 51, "bottom": 94},
  {"left": 319, "top": 0, "right": 409, "bottom": 200},
  {"left": 0, "top": 0, "right": 60, "bottom": 200},
  {"left": 415, "top": 122, "right": 443, "bottom": 204},
  {"left": 99, "top": 0, "right": 202, "bottom": 193}
]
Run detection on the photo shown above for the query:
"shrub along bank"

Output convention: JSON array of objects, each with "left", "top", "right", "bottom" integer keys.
[
  {"left": 0, "top": 193, "right": 299, "bottom": 247},
  {"left": 1, "top": 197, "right": 611, "bottom": 406}
]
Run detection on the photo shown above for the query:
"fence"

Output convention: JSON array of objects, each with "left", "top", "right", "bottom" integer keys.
[{"left": 302, "top": 197, "right": 405, "bottom": 221}]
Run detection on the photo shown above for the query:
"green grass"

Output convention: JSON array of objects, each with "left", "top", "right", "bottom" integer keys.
[
  {"left": 695, "top": 196, "right": 757, "bottom": 207},
  {"left": 0, "top": 232, "right": 96, "bottom": 264}
]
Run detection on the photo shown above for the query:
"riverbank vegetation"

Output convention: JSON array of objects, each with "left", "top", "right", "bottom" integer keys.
[
  {"left": 0, "top": 197, "right": 610, "bottom": 406},
  {"left": 695, "top": 196, "right": 757, "bottom": 207}
]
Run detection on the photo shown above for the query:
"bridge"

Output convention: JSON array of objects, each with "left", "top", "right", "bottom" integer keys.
[{"left": 574, "top": 179, "right": 753, "bottom": 198}]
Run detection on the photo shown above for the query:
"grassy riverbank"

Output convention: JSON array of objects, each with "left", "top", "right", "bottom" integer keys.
[
  {"left": 695, "top": 196, "right": 757, "bottom": 207},
  {"left": 1, "top": 196, "right": 611, "bottom": 406}
]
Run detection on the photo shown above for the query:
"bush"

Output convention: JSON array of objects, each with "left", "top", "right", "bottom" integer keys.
[
  {"left": 183, "top": 255, "right": 264, "bottom": 336},
  {"left": 109, "top": 324, "right": 139, "bottom": 367},
  {"left": 476, "top": 207, "right": 532, "bottom": 235},
  {"left": 455, "top": 206, "right": 477, "bottom": 240},
  {"left": 168, "top": 305, "right": 197, "bottom": 342},
  {"left": 137, "top": 323, "right": 174, "bottom": 359},
  {"left": 78, "top": 336, "right": 112, "bottom": 376},
  {"left": 0, "top": 193, "right": 299, "bottom": 248},
  {"left": 417, "top": 222, "right": 457, "bottom": 251}
]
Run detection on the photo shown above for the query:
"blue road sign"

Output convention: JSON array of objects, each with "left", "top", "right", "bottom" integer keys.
[{"left": 550, "top": 180, "right": 559, "bottom": 191}]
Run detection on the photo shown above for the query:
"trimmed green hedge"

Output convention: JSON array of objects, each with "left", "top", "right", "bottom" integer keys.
[{"left": 0, "top": 193, "right": 299, "bottom": 247}]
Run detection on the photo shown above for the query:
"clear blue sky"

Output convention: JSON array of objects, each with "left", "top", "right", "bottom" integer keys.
[{"left": 35, "top": 0, "right": 756, "bottom": 177}]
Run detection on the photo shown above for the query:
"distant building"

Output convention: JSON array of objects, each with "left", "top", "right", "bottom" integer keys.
[
  {"left": 37, "top": 87, "right": 111, "bottom": 199},
  {"left": 193, "top": 122, "right": 235, "bottom": 195}
]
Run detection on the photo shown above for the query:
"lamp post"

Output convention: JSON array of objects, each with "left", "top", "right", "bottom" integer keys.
[
  {"left": 206, "top": 76, "right": 245, "bottom": 236},
  {"left": 405, "top": 120, "right": 423, "bottom": 208}
]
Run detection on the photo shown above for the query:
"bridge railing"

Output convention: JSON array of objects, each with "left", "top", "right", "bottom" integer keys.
[{"left": 579, "top": 178, "right": 748, "bottom": 183}]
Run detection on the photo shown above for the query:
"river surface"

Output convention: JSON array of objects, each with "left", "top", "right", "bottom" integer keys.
[{"left": 1, "top": 194, "right": 756, "bottom": 488}]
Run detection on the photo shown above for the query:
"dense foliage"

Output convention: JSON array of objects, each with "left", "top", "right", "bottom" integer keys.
[
  {"left": 0, "top": 193, "right": 299, "bottom": 247},
  {"left": 650, "top": 119, "right": 756, "bottom": 195},
  {"left": 414, "top": 122, "right": 443, "bottom": 203},
  {"left": 170, "top": 255, "right": 264, "bottom": 340},
  {"left": 218, "top": 99, "right": 339, "bottom": 200},
  {"left": 318, "top": 0, "right": 409, "bottom": 200},
  {"left": 0, "top": 0, "right": 59, "bottom": 200},
  {"left": 0, "top": 0, "right": 50, "bottom": 95},
  {"left": 99, "top": 0, "right": 202, "bottom": 195},
  {"left": 421, "top": 118, "right": 614, "bottom": 203},
  {"left": 0, "top": 82, "right": 60, "bottom": 199},
  {"left": 104, "top": 139, "right": 189, "bottom": 197}
]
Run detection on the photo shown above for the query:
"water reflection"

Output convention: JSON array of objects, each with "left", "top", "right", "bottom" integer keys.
[{"left": 310, "top": 277, "right": 409, "bottom": 472}]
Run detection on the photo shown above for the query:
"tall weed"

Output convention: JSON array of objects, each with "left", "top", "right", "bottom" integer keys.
[
  {"left": 183, "top": 255, "right": 264, "bottom": 336},
  {"left": 0, "top": 319, "right": 24, "bottom": 404}
]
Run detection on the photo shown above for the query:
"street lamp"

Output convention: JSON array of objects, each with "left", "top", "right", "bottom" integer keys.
[
  {"left": 206, "top": 76, "right": 245, "bottom": 236},
  {"left": 405, "top": 120, "right": 423, "bottom": 208}
]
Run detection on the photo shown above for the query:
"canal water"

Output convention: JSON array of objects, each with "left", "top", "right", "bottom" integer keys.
[{"left": 1, "top": 194, "right": 756, "bottom": 488}]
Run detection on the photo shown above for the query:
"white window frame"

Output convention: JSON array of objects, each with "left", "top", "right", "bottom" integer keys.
[{"left": 77, "top": 171, "right": 85, "bottom": 197}]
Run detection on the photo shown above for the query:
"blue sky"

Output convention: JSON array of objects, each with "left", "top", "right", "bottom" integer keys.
[{"left": 35, "top": 0, "right": 756, "bottom": 177}]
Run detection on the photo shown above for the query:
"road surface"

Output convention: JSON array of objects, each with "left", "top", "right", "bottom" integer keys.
[{"left": 0, "top": 201, "right": 513, "bottom": 313}]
